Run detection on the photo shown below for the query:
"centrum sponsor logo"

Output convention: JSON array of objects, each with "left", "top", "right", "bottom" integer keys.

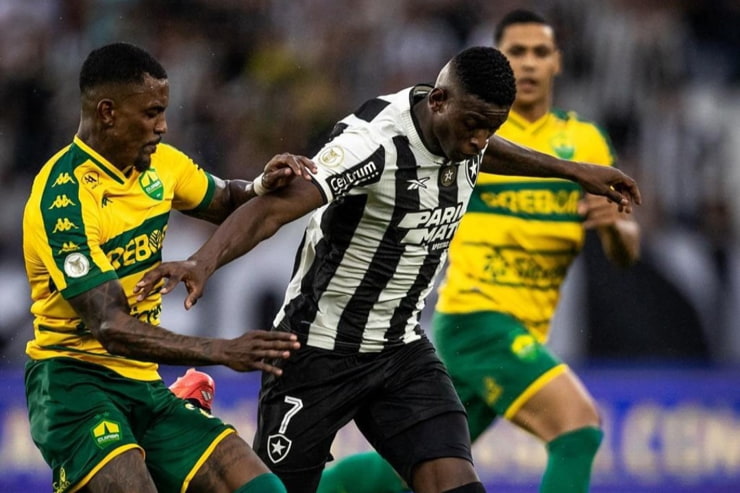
[
  {"left": 91, "top": 419, "right": 122, "bottom": 448},
  {"left": 399, "top": 203, "right": 465, "bottom": 249},
  {"left": 327, "top": 160, "right": 380, "bottom": 196}
]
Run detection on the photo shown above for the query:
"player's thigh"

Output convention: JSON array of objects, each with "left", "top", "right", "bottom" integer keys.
[
  {"left": 253, "top": 346, "right": 375, "bottom": 488},
  {"left": 25, "top": 358, "right": 149, "bottom": 493},
  {"left": 374, "top": 410, "right": 478, "bottom": 493},
  {"left": 188, "top": 433, "right": 271, "bottom": 493},
  {"left": 355, "top": 340, "right": 471, "bottom": 484},
  {"left": 141, "top": 388, "right": 242, "bottom": 493},
  {"left": 82, "top": 449, "right": 156, "bottom": 493},
  {"left": 432, "top": 311, "right": 563, "bottom": 424},
  {"left": 512, "top": 368, "right": 600, "bottom": 441}
]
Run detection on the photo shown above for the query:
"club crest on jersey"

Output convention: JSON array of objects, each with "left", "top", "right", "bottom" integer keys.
[
  {"left": 438, "top": 163, "right": 456, "bottom": 187},
  {"left": 139, "top": 168, "right": 164, "bottom": 200},
  {"left": 465, "top": 156, "right": 481, "bottom": 188},
  {"left": 318, "top": 145, "right": 344, "bottom": 168},
  {"left": 267, "top": 434, "right": 292, "bottom": 463},
  {"left": 550, "top": 133, "right": 575, "bottom": 160}
]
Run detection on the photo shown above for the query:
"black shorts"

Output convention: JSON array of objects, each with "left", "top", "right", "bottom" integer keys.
[{"left": 253, "top": 337, "right": 471, "bottom": 490}]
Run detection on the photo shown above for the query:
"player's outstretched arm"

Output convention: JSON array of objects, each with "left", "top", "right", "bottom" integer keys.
[
  {"left": 135, "top": 177, "right": 324, "bottom": 309},
  {"left": 483, "top": 135, "right": 642, "bottom": 212},
  {"left": 188, "top": 153, "right": 317, "bottom": 224},
  {"left": 70, "top": 279, "right": 299, "bottom": 374}
]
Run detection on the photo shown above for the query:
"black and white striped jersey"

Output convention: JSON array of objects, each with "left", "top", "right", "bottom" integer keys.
[{"left": 273, "top": 85, "right": 483, "bottom": 353}]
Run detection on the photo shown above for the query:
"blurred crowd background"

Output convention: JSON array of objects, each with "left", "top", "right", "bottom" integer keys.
[{"left": 1, "top": 0, "right": 739, "bottom": 367}]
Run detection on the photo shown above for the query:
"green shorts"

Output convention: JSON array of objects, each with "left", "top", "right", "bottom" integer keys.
[
  {"left": 431, "top": 311, "right": 566, "bottom": 441},
  {"left": 25, "top": 357, "right": 235, "bottom": 493}
]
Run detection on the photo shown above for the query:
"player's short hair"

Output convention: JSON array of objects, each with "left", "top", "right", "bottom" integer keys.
[
  {"left": 79, "top": 42, "right": 167, "bottom": 93},
  {"left": 494, "top": 9, "right": 550, "bottom": 45},
  {"left": 451, "top": 46, "right": 516, "bottom": 108}
]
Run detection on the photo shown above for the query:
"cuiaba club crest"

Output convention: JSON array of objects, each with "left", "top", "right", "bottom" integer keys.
[
  {"left": 465, "top": 157, "right": 480, "bottom": 188},
  {"left": 267, "top": 433, "right": 292, "bottom": 463},
  {"left": 438, "top": 163, "right": 457, "bottom": 188}
]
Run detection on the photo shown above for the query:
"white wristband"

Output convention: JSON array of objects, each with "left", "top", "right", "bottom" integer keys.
[{"left": 252, "top": 173, "right": 268, "bottom": 196}]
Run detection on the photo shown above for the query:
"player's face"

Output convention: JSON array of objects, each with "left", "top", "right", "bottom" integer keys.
[
  {"left": 111, "top": 74, "right": 169, "bottom": 172},
  {"left": 498, "top": 23, "right": 560, "bottom": 110},
  {"left": 435, "top": 92, "right": 509, "bottom": 162}
]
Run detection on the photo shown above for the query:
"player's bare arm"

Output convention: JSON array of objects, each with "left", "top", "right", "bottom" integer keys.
[
  {"left": 68, "top": 279, "right": 299, "bottom": 374},
  {"left": 482, "top": 135, "right": 642, "bottom": 212},
  {"left": 135, "top": 178, "right": 325, "bottom": 309},
  {"left": 579, "top": 193, "right": 641, "bottom": 267},
  {"left": 186, "top": 153, "right": 317, "bottom": 224}
]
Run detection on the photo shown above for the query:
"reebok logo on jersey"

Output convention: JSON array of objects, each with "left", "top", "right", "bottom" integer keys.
[
  {"left": 91, "top": 419, "right": 122, "bottom": 448},
  {"left": 406, "top": 177, "right": 429, "bottom": 190},
  {"left": 327, "top": 159, "right": 381, "bottom": 197}
]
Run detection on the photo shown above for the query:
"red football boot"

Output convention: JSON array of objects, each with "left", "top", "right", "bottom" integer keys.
[{"left": 169, "top": 368, "right": 215, "bottom": 412}]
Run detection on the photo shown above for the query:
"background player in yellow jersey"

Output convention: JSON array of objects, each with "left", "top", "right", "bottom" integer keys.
[
  {"left": 22, "top": 42, "right": 316, "bottom": 493},
  {"left": 317, "top": 9, "right": 640, "bottom": 493}
]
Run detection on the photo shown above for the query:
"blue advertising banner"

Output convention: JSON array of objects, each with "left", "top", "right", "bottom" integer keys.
[{"left": 1, "top": 365, "right": 739, "bottom": 493}]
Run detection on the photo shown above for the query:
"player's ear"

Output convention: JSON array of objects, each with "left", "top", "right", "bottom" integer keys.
[
  {"left": 553, "top": 49, "right": 563, "bottom": 77},
  {"left": 428, "top": 87, "right": 447, "bottom": 112},
  {"left": 97, "top": 99, "right": 115, "bottom": 127}
]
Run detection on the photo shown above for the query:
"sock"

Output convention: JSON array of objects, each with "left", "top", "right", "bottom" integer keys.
[
  {"left": 317, "top": 451, "right": 408, "bottom": 493},
  {"left": 236, "top": 472, "right": 287, "bottom": 493},
  {"left": 540, "top": 426, "right": 603, "bottom": 493}
]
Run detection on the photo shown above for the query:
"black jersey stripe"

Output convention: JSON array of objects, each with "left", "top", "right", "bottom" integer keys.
[
  {"left": 279, "top": 194, "right": 369, "bottom": 339},
  {"left": 336, "top": 136, "right": 420, "bottom": 350},
  {"left": 353, "top": 98, "right": 391, "bottom": 122},
  {"left": 387, "top": 162, "right": 461, "bottom": 339}
]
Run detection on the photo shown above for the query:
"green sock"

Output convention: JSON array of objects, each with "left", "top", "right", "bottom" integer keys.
[
  {"left": 236, "top": 472, "right": 287, "bottom": 493},
  {"left": 317, "top": 451, "right": 408, "bottom": 493},
  {"left": 540, "top": 426, "right": 603, "bottom": 493}
]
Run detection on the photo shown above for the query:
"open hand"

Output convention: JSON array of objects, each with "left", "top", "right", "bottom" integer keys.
[
  {"left": 218, "top": 330, "right": 300, "bottom": 374},
  {"left": 134, "top": 260, "right": 206, "bottom": 310}
]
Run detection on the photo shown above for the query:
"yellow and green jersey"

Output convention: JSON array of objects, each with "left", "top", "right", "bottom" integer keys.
[
  {"left": 436, "top": 109, "right": 615, "bottom": 342},
  {"left": 23, "top": 136, "right": 215, "bottom": 380}
]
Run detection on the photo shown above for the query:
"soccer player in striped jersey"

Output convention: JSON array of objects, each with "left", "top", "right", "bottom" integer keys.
[
  {"left": 22, "top": 42, "right": 316, "bottom": 493},
  {"left": 316, "top": 9, "right": 641, "bottom": 493},
  {"left": 137, "top": 46, "right": 641, "bottom": 493}
]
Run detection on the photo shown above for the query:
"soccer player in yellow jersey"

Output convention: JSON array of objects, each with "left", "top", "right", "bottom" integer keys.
[
  {"left": 22, "top": 42, "right": 316, "bottom": 493},
  {"left": 316, "top": 9, "right": 640, "bottom": 493}
]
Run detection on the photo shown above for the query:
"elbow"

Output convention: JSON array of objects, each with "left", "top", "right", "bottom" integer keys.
[{"left": 93, "top": 314, "right": 133, "bottom": 356}]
